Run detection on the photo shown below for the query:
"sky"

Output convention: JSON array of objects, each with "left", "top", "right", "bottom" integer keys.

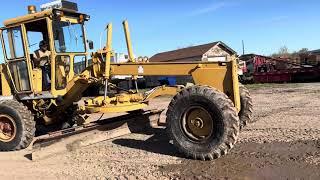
[{"left": 0, "top": 0, "right": 319, "bottom": 60}]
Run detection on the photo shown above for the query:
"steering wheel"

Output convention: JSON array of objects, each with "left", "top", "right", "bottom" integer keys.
[{"left": 42, "top": 56, "right": 51, "bottom": 66}]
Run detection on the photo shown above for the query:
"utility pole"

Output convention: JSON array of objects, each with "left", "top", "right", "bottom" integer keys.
[{"left": 242, "top": 40, "right": 245, "bottom": 55}]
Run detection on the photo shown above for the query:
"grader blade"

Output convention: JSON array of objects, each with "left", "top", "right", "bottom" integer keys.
[{"left": 30, "top": 109, "right": 163, "bottom": 161}]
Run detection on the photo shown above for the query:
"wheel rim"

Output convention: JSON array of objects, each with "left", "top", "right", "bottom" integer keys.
[
  {"left": 181, "top": 106, "right": 214, "bottom": 142},
  {"left": 0, "top": 115, "right": 16, "bottom": 142}
]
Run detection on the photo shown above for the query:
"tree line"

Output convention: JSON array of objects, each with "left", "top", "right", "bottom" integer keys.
[{"left": 271, "top": 46, "right": 309, "bottom": 58}]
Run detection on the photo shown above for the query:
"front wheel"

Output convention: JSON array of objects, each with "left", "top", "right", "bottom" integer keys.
[
  {"left": 0, "top": 100, "right": 35, "bottom": 151},
  {"left": 166, "top": 85, "right": 240, "bottom": 160}
]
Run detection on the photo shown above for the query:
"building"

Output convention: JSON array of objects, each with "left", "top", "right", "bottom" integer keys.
[
  {"left": 305, "top": 49, "right": 320, "bottom": 66},
  {"left": 288, "top": 49, "right": 320, "bottom": 66},
  {"left": 149, "top": 41, "right": 236, "bottom": 62},
  {"left": 146, "top": 41, "right": 237, "bottom": 87}
]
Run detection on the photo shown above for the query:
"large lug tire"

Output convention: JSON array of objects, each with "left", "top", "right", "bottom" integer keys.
[
  {"left": 239, "top": 84, "right": 254, "bottom": 129},
  {"left": 166, "top": 85, "right": 240, "bottom": 161},
  {"left": 0, "top": 100, "right": 35, "bottom": 151}
]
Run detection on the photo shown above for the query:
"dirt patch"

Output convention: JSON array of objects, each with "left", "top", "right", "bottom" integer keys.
[
  {"left": 160, "top": 140, "right": 320, "bottom": 180},
  {"left": 0, "top": 83, "right": 320, "bottom": 179}
]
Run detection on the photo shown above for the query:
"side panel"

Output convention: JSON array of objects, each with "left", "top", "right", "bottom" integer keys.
[
  {"left": 21, "top": 24, "right": 36, "bottom": 92},
  {"left": 0, "top": 64, "right": 12, "bottom": 96},
  {"left": 110, "top": 62, "right": 224, "bottom": 76},
  {"left": 109, "top": 61, "right": 241, "bottom": 111},
  {"left": 0, "top": 29, "right": 11, "bottom": 96},
  {"left": 32, "top": 69, "right": 42, "bottom": 93}
]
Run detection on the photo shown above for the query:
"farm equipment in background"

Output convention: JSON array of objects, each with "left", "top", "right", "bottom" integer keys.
[
  {"left": 0, "top": 1, "right": 253, "bottom": 161},
  {"left": 239, "top": 54, "right": 320, "bottom": 84}
]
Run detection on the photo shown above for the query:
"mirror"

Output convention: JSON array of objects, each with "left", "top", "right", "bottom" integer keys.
[{"left": 88, "top": 40, "right": 94, "bottom": 50}]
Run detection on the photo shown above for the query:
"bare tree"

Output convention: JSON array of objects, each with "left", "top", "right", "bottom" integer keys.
[
  {"left": 278, "top": 46, "right": 290, "bottom": 57},
  {"left": 271, "top": 46, "right": 289, "bottom": 57},
  {"left": 298, "top": 48, "right": 309, "bottom": 54}
]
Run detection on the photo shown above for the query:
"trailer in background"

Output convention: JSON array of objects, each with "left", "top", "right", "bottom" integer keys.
[{"left": 240, "top": 54, "right": 320, "bottom": 83}]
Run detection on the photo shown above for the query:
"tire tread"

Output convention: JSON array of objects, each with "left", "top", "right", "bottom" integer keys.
[
  {"left": 0, "top": 100, "right": 35, "bottom": 151},
  {"left": 166, "top": 85, "right": 240, "bottom": 160}
]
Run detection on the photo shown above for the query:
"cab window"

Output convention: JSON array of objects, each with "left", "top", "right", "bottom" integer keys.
[
  {"left": 53, "top": 18, "right": 86, "bottom": 53},
  {"left": 25, "top": 19, "right": 50, "bottom": 61},
  {"left": 27, "top": 31, "right": 44, "bottom": 53},
  {"left": 2, "top": 27, "right": 25, "bottom": 59},
  {"left": 1, "top": 26, "right": 31, "bottom": 91}
]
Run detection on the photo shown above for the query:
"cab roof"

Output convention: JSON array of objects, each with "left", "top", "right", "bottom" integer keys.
[
  {"left": 3, "top": 9, "right": 53, "bottom": 27},
  {"left": 3, "top": 9, "right": 88, "bottom": 28}
]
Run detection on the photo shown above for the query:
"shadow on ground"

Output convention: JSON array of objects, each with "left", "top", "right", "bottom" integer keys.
[
  {"left": 114, "top": 128, "right": 320, "bottom": 180},
  {"left": 112, "top": 128, "right": 184, "bottom": 158}
]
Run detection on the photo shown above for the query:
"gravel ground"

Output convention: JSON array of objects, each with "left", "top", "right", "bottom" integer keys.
[{"left": 0, "top": 83, "right": 319, "bottom": 179}]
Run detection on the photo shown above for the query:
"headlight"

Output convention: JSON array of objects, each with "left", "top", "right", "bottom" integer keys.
[
  {"left": 79, "top": 14, "right": 90, "bottom": 23},
  {"left": 84, "top": 15, "right": 90, "bottom": 21},
  {"left": 54, "top": 10, "right": 64, "bottom": 17}
]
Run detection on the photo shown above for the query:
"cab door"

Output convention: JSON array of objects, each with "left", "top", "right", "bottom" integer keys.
[{"left": 0, "top": 26, "right": 32, "bottom": 92}]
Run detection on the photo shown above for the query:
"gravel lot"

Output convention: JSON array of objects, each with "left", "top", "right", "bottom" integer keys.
[{"left": 0, "top": 83, "right": 319, "bottom": 179}]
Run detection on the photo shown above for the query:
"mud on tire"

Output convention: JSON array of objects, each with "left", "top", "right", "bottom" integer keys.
[
  {"left": 239, "top": 84, "right": 254, "bottom": 129},
  {"left": 0, "top": 100, "right": 35, "bottom": 151},
  {"left": 166, "top": 85, "right": 240, "bottom": 160}
]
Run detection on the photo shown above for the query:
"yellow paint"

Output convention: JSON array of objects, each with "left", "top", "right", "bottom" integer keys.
[
  {"left": 60, "top": 17, "right": 79, "bottom": 24},
  {"left": 191, "top": 68, "right": 229, "bottom": 93},
  {"left": 0, "top": 65, "right": 11, "bottom": 96},
  {"left": 104, "top": 23, "right": 112, "bottom": 79},
  {"left": 144, "top": 86, "right": 183, "bottom": 101},
  {"left": 3, "top": 9, "right": 52, "bottom": 27},
  {"left": 85, "top": 103, "right": 147, "bottom": 113},
  {"left": 21, "top": 24, "right": 34, "bottom": 91},
  {"left": 231, "top": 56, "right": 241, "bottom": 112},
  {"left": 83, "top": 93, "right": 146, "bottom": 113},
  {"left": 122, "top": 20, "right": 138, "bottom": 81},
  {"left": 108, "top": 61, "right": 239, "bottom": 110},
  {"left": 32, "top": 69, "right": 42, "bottom": 93},
  {"left": 0, "top": 7, "right": 242, "bottom": 119},
  {"left": 123, "top": 20, "right": 135, "bottom": 62}
]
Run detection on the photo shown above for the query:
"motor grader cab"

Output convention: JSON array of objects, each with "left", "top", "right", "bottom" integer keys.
[
  {"left": 0, "top": 1, "right": 253, "bottom": 161},
  {"left": 0, "top": 4, "right": 90, "bottom": 97}
]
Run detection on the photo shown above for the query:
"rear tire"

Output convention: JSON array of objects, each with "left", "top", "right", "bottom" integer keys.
[
  {"left": 239, "top": 84, "right": 254, "bottom": 129},
  {"left": 0, "top": 100, "right": 35, "bottom": 151},
  {"left": 166, "top": 85, "right": 240, "bottom": 160}
]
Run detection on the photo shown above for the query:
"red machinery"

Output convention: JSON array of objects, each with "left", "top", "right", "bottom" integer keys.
[{"left": 240, "top": 54, "right": 320, "bottom": 83}]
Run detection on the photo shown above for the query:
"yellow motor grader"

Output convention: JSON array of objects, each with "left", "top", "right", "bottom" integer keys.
[{"left": 0, "top": 1, "right": 253, "bottom": 160}]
